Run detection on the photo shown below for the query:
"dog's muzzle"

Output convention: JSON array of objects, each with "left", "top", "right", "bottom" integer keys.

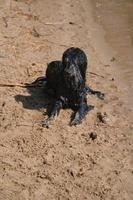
[{"left": 64, "top": 64, "right": 83, "bottom": 90}]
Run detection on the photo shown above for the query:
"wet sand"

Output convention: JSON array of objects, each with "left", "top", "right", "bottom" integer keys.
[
  {"left": 0, "top": 0, "right": 133, "bottom": 200},
  {"left": 92, "top": 0, "right": 133, "bottom": 109}
]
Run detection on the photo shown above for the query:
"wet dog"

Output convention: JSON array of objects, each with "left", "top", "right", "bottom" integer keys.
[{"left": 32, "top": 47, "right": 104, "bottom": 127}]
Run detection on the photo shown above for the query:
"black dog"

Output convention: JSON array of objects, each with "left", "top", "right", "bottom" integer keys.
[{"left": 31, "top": 47, "right": 104, "bottom": 127}]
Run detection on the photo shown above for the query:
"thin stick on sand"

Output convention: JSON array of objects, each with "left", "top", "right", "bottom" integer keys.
[
  {"left": 0, "top": 83, "right": 38, "bottom": 88},
  {"left": 89, "top": 72, "right": 104, "bottom": 78}
]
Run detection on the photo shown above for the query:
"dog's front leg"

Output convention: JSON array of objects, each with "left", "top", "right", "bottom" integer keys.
[
  {"left": 71, "top": 99, "right": 94, "bottom": 126},
  {"left": 85, "top": 86, "right": 105, "bottom": 100},
  {"left": 42, "top": 100, "right": 62, "bottom": 128}
]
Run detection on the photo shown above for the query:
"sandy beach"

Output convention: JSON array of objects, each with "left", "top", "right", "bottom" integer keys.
[{"left": 0, "top": 0, "right": 132, "bottom": 199}]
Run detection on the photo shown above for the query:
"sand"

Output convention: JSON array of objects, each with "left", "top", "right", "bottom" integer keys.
[
  {"left": 0, "top": 0, "right": 132, "bottom": 200},
  {"left": 92, "top": 0, "right": 133, "bottom": 110}
]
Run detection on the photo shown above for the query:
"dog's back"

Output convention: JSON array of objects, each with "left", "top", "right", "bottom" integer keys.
[{"left": 46, "top": 61, "right": 63, "bottom": 90}]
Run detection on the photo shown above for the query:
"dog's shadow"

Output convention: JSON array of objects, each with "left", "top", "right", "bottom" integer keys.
[
  {"left": 14, "top": 84, "right": 79, "bottom": 125},
  {"left": 15, "top": 86, "right": 55, "bottom": 115}
]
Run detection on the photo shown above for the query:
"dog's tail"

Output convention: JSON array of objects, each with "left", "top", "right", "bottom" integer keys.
[{"left": 30, "top": 76, "right": 47, "bottom": 87}]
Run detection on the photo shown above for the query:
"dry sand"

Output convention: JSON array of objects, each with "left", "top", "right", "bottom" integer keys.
[{"left": 0, "top": 0, "right": 133, "bottom": 200}]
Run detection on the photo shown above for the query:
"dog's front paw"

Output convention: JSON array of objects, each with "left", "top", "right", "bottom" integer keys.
[
  {"left": 41, "top": 119, "right": 50, "bottom": 128},
  {"left": 96, "top": 92, "right": 105, "bottom": 100},
  {"left": 71, "top": 118, "right": 81, "bottom": 126}
]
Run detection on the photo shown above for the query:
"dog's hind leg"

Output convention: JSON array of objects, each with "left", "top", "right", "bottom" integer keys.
[
  {"left": 42, "top": 100, "right": 62, "bottom": 128},
  {"left": 85, "top": 86, "right": 105, "bottom": 100},
  {"left": 71, "top": 97, "right": 94, "bottom": 126}
]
